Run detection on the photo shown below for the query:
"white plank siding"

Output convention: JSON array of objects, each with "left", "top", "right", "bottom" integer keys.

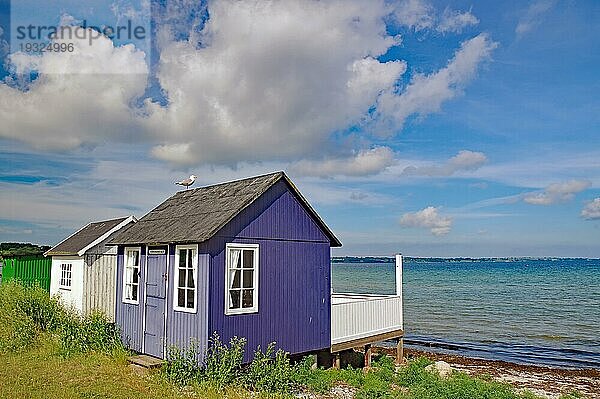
[
  {"left": 331, "top": 293, "right": 403, "bottom": 345},
  {"left": 82, "top": 255, "right": 117, "bottom": 321}
]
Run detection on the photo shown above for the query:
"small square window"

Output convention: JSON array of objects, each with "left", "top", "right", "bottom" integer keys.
[
  {"left": 59, "top": 263, "right": 72, "bottom": 289},
  {"left": 123, "top": 248, "right": 140, "bottom": 304},
  {"left": 174, "top": 245, "right": 197, "bottom": 313},
  {"left": 225, "top": 244, "right": 258, "bottom": 315}
]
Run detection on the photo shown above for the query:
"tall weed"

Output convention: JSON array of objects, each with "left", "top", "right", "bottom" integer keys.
[
  {"left": 202, "top": 333, "right": 246, "bottom": 388},
  {"left": 0, "top": 281, "right": 64, "bottom": 351},
  {"left": 243, "top": 342, "right": 295, "bottom": 393},
  {"left": 0, "top": 282, "right": 123, "bottom": 356},
  {"left": 163, "top": 341, "right": 203, "bottom": 386}
]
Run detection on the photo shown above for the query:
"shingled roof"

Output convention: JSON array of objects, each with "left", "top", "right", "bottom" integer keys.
[
  {"left": 45, "top": 216, "right": 136, "bottom": 256},
  {"left": 109, "top": 172, "right": 342, "bottom": 247}
]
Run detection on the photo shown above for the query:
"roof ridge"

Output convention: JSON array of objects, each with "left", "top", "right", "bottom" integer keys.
[{"left": 173, "top": 171, "right": 284, "bottom": 195}]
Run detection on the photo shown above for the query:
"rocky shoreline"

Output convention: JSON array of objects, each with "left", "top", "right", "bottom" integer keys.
[{"left": 377, "top": 347, "right": 600, "bottom": 398}]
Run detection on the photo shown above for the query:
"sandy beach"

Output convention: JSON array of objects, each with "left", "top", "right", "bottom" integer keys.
[{"left": 376, "top": 347, "right": 600, "bottom": 399}]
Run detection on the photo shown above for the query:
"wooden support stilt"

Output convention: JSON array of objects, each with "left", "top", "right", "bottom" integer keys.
[
  {"left": 364, "top": 344, "right": 372, "bottom": 368},
  {"left": 396, "top": 338, "right": 404, "bottom": 364},
  {"left": 333, "top": 352, "right": 341, "bottom": 369}
]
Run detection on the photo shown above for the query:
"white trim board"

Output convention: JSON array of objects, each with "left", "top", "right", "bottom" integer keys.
[
  {"left": 122, "top": 246, "right": 142, "bottom": 305},
  {"left": 224, "top": 243, "right": 259, "bottom": 316},
  {"left": 173, "top": 244, "right": 199, "bottom": 314},
  {"left": 78, "top": 216, "right": 137, "bottom": 256}
]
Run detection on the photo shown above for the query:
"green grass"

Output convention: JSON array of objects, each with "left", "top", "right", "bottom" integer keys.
[
  {"left": 0, "top": 282, "right": 585, "bottom": 399},
  {"left": 0, "top": 342, "right": 584, "bottom": 399},
  {"left": 0, "top": 334, "right": 282, "bottom": 399}
]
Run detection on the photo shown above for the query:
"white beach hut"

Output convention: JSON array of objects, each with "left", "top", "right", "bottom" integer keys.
[{"left": 45, "top": 216, "right": 136, "bottom": 321}]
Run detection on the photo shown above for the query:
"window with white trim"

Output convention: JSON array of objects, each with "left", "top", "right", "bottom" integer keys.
[
  {"left": 123, "top": 248, "right": 140, "bottom": 303},
  {"left": 225, "top": 244, "right": 258, "bottom": 314},
  {"left": 174, "top": 245, "right": 197, "bottom": 313},
  {"left": 59, "top": 263, "right": 72, "bottom": 289}
]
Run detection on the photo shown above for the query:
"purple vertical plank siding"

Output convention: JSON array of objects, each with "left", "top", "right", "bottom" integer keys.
[
  {"left": 207, "top": 180, "right": 332, "bottom": 361},
  {"left": 208, "top": 240, "right": 331, "bottom": 361},
  {"left": 165, "top": 248, "right": 210, "bottom": 359},
  {"left": 114, "top": 246, "right": 146, "bottom": 352},
  {"left": 217, "top": 180, "right": 330, "bottom": 243}
]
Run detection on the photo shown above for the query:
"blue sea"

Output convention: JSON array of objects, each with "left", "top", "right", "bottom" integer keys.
[{"left": 331, "top": 258, "right": 600, "bottom": 369}]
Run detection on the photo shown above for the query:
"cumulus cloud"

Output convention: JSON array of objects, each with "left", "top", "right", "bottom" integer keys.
[
  {"left": 581, "top": 198, "right": 600, "bottom": 220},
  {"left": 292, "top": 147, "right": 396, "bottom": 178},
  {"left": 523, "top": 180, "right": 591, "bottom": 205},
  {"left": 375, "top": 33, "right": 497, "bottom": 134},
  {"left": 144, "top": 0, "right": 408, "bottom": 166},
  {"left": 0, "top": 31, "right": 148, "bottom": 150},
  {"left": 402, "top": 150, "right": 487, "bottom": 177},
  {"left": 400, "top": 206, "right": 452, "bottom": 236},
  {"left": 516, "top": 0, "right": 557, "bottom": 37},
  {"left": 437, "top": 7, "right": 479, "bottom": 33},
  {"left": 0, "top": 0, "right": 494, "bottom": 168}
]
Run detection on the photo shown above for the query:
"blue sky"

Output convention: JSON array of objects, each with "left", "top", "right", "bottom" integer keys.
[{"left": 0, "top": 0, "right": 598, "bottom": 257}]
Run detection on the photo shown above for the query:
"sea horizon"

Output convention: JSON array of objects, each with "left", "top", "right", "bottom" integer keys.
[{"left": 333, "top": 256, "right": 600, "bottom": 261}]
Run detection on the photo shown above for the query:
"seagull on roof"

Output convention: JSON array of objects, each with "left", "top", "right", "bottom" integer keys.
[{"left": 175, "top": 175, "right": 197, "bottom": 190}]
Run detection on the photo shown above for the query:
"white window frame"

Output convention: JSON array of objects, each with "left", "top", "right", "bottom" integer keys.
[
  {"left": 224, "top": 243, "right": 259, "bottom": 315},
  {"left": 59, "top": 263, "right": 72, "bottom": 290},
  {"left": 123, "top": 247, "right": 141, "bottom": 305},
  {"left": 173, "top": 244, "right": 198, "bottom": 314}
]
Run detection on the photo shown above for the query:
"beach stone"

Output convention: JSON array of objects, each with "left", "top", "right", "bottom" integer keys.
[{"left": 425, "top": 361, "right": 454, "bottom": 378}]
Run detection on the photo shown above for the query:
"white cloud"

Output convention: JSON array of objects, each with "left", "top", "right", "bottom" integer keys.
[
  {"left": 375, "top": 33, "right": 497, "bottom": 134},
  {"left": 292, "top": 147, "right": 396, "bottom": 178},
  {"left": 391, "top": 0, "right": 435, "bottom": 31},
  {"left": 392, "top": 1, "right": 479, "bottom": 34},
  {"left": 516, "top": 0, "right": 557, "bottom": 37},
  {"left": 437, "top": 7, "right": 479, "bottom": 33},
  {"left": 523, "top": 180, "right": 591, "bottom": 205},
  {"left": 400, "top": 206, "right": 453, "bottom": 236},
  {"left": 145, "top": 0, "right": 406, "bottom": 166},
  {"left": 0, "top": 0, "right": 494, "bottom": 169},
  {"left": 0, "top": 31, "right": 148, "bottom": 151},
  {"left": 402, "top": 150, "right": 487, "bottom": 177},
  {"left": 469, "top": 150, "right": 600, "bottom": 189},
  {"left": 581, "top": 198, "right": 600, "bottom": 220}
]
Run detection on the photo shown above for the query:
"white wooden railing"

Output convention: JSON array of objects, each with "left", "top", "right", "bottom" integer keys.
[
  {"left": 331, "top": 293, "right": 403, "bottom": 344},
  {"left": 330, "top": 254, "right": 404, "bottom": 346}
]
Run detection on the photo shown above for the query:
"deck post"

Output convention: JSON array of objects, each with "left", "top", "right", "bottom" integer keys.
[
  {"left": 396, "top": 338, "right": 404, "bottom": 364},
  {"left": 395, "top": 253, "right": 403, "bottom": 298},
  {"left": 364, "top": 344, "right": 372, "bottom": 368}
]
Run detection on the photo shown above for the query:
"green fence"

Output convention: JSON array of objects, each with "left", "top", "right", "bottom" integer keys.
[{"left": 1, "top": 256, "right": 52, "bottom": 292}]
